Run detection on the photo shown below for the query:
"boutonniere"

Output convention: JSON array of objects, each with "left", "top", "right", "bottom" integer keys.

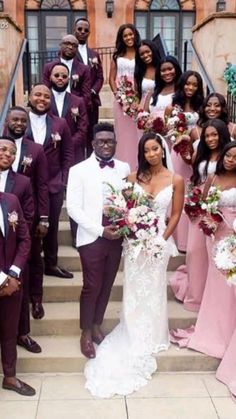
[
  {"left": 8, "top": 211, "right": 18, "bottom": 232},
  {"left": 71, "top": 74, "right": 79, "bottom": 87},
  {"left": 21, "top": 155, "right": 33, "bottom": 173},
  {"left": 71, "top": 107, "right": 79, "bottom": 122},
  {"left": 89, "top": 57, "right": 99, "bottom": 68},
  {"left": 51, "top": 132, "right": 61, "bottom": 149}
]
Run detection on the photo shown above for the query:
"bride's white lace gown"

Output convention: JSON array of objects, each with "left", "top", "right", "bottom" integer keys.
[{"left": 84, "top": 183, "right": 177, "bottom": 398}]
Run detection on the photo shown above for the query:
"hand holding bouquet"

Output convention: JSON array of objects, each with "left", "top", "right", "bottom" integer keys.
[
  {"left": 137, "top": 109, "right": 167, "bottom": 135},
  {"left": 166, "top": 106, "right": 192, "bottom": 160},
  {"left": 116, "top": 76, "right": 139, "bottom": 120},
  {"left": 103, "top": 182, "right": 166, "bottom": 262}
]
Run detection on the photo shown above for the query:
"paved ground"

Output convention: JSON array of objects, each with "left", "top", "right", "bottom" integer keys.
[{"left": 0, "top": 372, "right": 235, "bottom": 418}]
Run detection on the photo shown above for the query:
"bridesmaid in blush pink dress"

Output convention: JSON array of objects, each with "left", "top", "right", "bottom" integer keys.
[
  {"left": 109, "top": 24, "right": 141, "bottom": 170},
  {"left": 188, "top": 142, "right": 236, "bottom": 358},
  {"left": 165, "top": 71, "right": 204, "bottom": 252},
  {"left": 170, "top": 119, "right": 231, "bottom": 308}
]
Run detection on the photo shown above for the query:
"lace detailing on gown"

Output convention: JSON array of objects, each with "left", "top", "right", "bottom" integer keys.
[
  {"left": 219, "top": 188, "right": 236, "bottom": 207},
  {"left": 85, "top": 184, "right": 176, "bottom": 398},
  {"left": 116, "top": 57, "right": 135, "bottom": 80}
]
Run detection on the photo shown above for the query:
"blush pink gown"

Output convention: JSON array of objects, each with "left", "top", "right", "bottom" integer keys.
[
  {"left": 171, "top": 111, "right": 199, "bottom": 252},
  {"left": 170, "top": 160, "right": 217, "bottom": 310},
  {"left": 171, "top": 190, "right": 236, "bottom": 358},
  {"left": 216, "top": 289, "right": 236, "bottom": 396},
  {"left": 114, "top": 57, "right": 139, "bottom": 171}
]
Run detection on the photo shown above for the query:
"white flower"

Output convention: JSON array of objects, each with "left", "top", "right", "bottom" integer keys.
[{"left": 201, "top": 203, "right": 207, "bottom": 210}]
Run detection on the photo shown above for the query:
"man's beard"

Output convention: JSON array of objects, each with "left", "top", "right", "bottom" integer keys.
[
  {"left": 29, "top": 103, "right": 50, "bottom": 115},
  {"left": 78, "top": 40, "right": 86, "bottom": 45},
  {"left": 7, "top": 125, "right": 25, "bottom": 139},
  {"left": 51, "top": 81, "right": 68, "bottom": 92}
]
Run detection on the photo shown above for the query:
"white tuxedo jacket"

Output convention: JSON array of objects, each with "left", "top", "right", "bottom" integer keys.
[{"left": 66, "top": 153, "right": 130, "bottom": 247}]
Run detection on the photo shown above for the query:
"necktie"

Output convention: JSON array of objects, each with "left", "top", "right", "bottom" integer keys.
[{"left": 97, "top": 159, "right": 115, "bottom": 169}]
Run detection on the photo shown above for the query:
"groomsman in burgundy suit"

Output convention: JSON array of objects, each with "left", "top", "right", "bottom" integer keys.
[
  {"left": 43, "top": 34, "right": 91, "bottom": 107},
  {"left": 48, "top": 62, "right": 88, "bottom": 164},
  {"left": 0, "top": 136, "right": 41, "bottom": 352},
  {"left": 74, "top": 18, "right": 104, "bottom": 156},
  {"left": 5, "top": 106, "right": 49, "bottom": 331},
  {"left": 67, "top": 123, "right": 130, "bottom": 358},
  {"left": 48, "top": 62, "right": 88, "bottom": 246},
  {"left": 25, "top": 84, "right": 74, "bottom": 280},
  {"left": 0, "top": 190, "right": 35, "bottom": 396}
]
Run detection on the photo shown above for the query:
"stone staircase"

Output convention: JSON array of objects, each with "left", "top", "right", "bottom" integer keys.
[
  {"left": 16, "top": 86, "right": 220, "bottom": 373},
  {"left": 16, "top": 203, "right": 220, "bottom": 373}
]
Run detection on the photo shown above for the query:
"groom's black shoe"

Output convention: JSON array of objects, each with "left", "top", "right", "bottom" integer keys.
[
  {"left": 80, "top": 332, "right": 96, "bottom": 359},
  {"left": 92, "top": 334, "right": 104, "bottom": 345}
]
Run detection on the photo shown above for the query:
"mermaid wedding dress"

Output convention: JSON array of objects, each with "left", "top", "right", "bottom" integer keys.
[{"left": 84, "top": 183, "right": 177, "bottom": 398}]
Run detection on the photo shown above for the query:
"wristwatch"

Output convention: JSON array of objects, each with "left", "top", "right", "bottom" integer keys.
[{"left": 8, "top": 270, "right": 19, "bottom": 279}]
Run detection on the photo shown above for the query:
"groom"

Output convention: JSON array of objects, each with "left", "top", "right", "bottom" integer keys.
[{"left": 67, "top": 123, "right": 130, "bottom": 358}]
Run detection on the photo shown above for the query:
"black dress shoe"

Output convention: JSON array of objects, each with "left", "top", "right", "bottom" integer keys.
[
  {"left": 32, "top": 302, "right": 45, "bottom": 319},
  {"left": 45, "top": 266, "right": 74, "bottom": 278},
  {"left": 80, "top": 335, "right": 96, "bottom": 359},
  {"left": 17, "top": 335, "right": 42, "bottom": 353},
  {"left": 2, "top": 378, "right": 36, "bottom": 396}
]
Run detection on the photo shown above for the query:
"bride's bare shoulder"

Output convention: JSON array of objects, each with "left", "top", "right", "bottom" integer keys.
[{"left": 127, "top": 172, "right": 137, "bottom": 183}]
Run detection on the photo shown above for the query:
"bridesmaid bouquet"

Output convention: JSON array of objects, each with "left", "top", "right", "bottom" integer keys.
[
  {"left": 198, "top": 186, "right": 223, "bottom": 236},
  {"left": 213, "top": 234, "right": 236, "bottom": 285},
  {"left": 136, "top": 109, "right": 167, "bottom": 135},
  {"left": 116, "top": 76, "right": 139, "bottom": 120},
  {"left": 184, "top": 184, "right": 204, "bottom": 221},
  {"left": 165, "top": 106, "right": 191, "bottom": 160},
  {"left": 103, "top": 182, "right": 166, "bottom": 261}
]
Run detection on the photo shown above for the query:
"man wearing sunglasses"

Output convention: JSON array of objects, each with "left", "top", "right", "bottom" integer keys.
[
  {"left": 43, "top": 34, "right": 91, "bottom": 108},
  {"left": 74, "top": 18, "right": 104, "bottom": 157}
]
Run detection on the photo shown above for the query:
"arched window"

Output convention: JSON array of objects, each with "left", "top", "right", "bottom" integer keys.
[
  {"left": 40, "top": 0, "right": 71, "bottom": 9},
  {"left": 135, "top": 0, "right": 195, "bottom": 68},
  {"left": 150, "top": 0, "right": 180, "bottom": 10}
]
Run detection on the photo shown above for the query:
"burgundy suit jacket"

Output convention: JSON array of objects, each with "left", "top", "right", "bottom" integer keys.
[
  {"left": 49, "top": 91, "right": 88, "bottom": 163},
  {"left": 25, "top": 113, "right": 73, "bottom": 194},
  {"left": 43, "top": 57, "right": 91, "bottom": 106},
  {"left": 5, "top": 169, "right": 34, "bottom": 230},
  {"left": 76, "top": 47, "right": 103, "bottom": 107},
  {"left": 2, "top": 133, "right": 49, "bottom": 220},
  {"left": 0, "top": 192, "right": 31, "bottom": 280}
]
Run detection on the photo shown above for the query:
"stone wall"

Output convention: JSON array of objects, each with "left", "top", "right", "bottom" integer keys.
[{"left": 192, "top": 12, "right": 236, "bottom": 94}]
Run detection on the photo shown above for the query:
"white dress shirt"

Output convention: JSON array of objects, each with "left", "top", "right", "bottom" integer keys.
[
  {"left": 0, "top": 169, "right": 9, "bottom": 193},
  {"left": 78, "top": 44, "right": 88, "bottom": 65},
  {"left": 12, "top": 137, "right": 23, "bottom": 172},
  {"left": 29, "top": 112, "right": 47, "bottom": 145},
  {"left": 0, "top": 203, "right": 5, "bottom": 236},
  {"left": 60, "top": 58, "right": 73, "bottom": 92},
  {"left": 52, "top": 89, "right": 66, "bottom": 117}
]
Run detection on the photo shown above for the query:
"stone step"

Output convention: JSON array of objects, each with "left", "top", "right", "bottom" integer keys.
[
  {"left": 57, "top": 245, "right": 185, "bottom": 272},
  {"left": 99, "top": 107, "right": 114, "bottom": 119},
  {"left": 43, "top": 271, "right": 176, "bottom": 303},
  {"left": 30, "top": 300, "right": 194, "bottom": 337},
  {"left": 60, "top": 204, "right": 68, "bottom": 222},
  {"left": 16, "top": 336, "right": 220, "bottom": 373}
]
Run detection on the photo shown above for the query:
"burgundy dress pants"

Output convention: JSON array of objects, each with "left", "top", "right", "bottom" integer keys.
[
  {"left": 0, "top": 288, "right": 23, "bottom": 377},
  {"left": 78, "top": 236, "right": 122, "bottom": 329},
  {"left": 43, "top": 190, "right": 64, "bottom": 268}
]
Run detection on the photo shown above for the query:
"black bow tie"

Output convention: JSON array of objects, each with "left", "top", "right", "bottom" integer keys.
[{"left": 97, "top": 159, "right": 115, "bottom": 169}]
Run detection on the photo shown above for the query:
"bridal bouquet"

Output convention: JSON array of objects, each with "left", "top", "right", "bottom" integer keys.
[
  {"left": 198, "top": 186, "right": 223, "bottom": 236},
  {"left": 136, "top": 109, "right": 167, "bottom": 135},
  {"left": 184, "top": 183, "right": 204, "bottom": 221},
  {"left": 165, "top": 106, "right": 191, "bottom": 160},
  {"left": 103, "top": 182, "right": 166, "bottom": 261},
  {"left": 213, "top": 234, "right": 236, "bottom": 285},
  {"left": 116, "top": 76, "right": 139, "bottom": 120}
]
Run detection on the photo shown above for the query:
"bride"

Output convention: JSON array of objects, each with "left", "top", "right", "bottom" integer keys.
[{"left": 84, "top": 132, "right": 184, "bottom": 397}]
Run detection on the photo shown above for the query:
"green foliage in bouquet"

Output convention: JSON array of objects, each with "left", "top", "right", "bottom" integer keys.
[{"left": 224, "top": 63, "right": 236, "bottom": 99}]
